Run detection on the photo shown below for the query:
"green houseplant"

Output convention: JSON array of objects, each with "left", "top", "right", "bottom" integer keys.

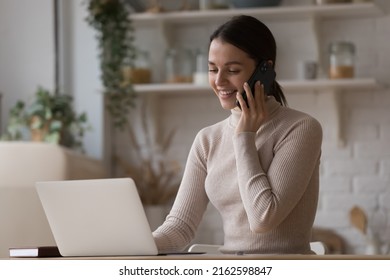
[
  {"left": 86, "top": 0, "right": 136, "bottom": 129},
  {"left": 1, "top": 87, "right": 89, "bottom": 151}
]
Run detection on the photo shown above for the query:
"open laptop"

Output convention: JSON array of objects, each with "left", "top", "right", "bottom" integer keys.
[{"left": 35, "top": 178, "right": 159, "bottom": 257}]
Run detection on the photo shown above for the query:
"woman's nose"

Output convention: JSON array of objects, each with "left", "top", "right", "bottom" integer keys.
[{"left": 215, "top": 72, "right": 227, "bottom": 85}]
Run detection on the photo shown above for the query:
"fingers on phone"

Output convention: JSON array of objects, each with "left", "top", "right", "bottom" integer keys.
[
  {"left": 236, "top": 91, "right": 245, "bottom": 109},
  {"left": 244, "top": 82, "right": 254, "bottom": 105}
]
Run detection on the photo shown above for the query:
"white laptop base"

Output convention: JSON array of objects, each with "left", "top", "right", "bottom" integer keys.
[{"left": 36, "top": 178, "right": 158, "bottom": 257}]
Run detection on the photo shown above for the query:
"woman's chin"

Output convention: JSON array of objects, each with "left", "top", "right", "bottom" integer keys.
[{"left": 220, "top": 100, "right": 237, "bottom": 110}]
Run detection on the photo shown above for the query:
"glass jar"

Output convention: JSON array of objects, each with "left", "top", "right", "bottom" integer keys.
[
  {"left": 328, "top": 41, "right": 355, "bottom": 79},
  {"left": 165, "top": 48, "right": 194, "bottom": 83},
  {"left": 122, "top": 50, "right": 152, "bottom": 84},
  {"left": 193, "top": 48, "right": 209, "bottom": 85}
]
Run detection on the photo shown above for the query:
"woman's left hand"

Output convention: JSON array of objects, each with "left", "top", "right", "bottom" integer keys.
[{"left": 236, "top": 81, "right": 268, "bottom": 133}]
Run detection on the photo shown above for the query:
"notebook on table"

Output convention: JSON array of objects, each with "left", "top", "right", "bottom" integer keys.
[{"left": 35, "top": 177, "right": 158, "bottom": 257}]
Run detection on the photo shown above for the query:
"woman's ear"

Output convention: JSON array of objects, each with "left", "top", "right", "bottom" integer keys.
[{"left": 267, "top": 60, "right": 274, "bottom": 67}]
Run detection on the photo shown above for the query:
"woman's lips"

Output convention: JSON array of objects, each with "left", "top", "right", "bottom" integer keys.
[{"left": 218, "top": 90, "right": 237, "bottom": 98}]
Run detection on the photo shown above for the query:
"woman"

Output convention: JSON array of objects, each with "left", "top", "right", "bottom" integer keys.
[{"left": 153, "top": 15, "right": 322, "bottom": 254}]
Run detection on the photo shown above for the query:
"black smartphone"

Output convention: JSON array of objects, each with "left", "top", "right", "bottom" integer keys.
[{"left": 236, "top": 60, "right": 276, "bottom": 109}]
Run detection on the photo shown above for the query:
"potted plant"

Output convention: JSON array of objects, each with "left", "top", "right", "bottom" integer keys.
[{"left": 1, "top": 87, "right": 90, "bottom": 152}]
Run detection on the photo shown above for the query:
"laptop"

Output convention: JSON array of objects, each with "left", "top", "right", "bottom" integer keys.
[{"left": 35, "top": 177, "right": 158, "bottom": 257}]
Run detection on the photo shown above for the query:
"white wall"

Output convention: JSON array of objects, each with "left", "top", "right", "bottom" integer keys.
[
  {"left": 59, "top": 0, "right": 103, "bottom": 159},
  {"left": 0, "top": 0, "right": 54, "bottom": 132}
]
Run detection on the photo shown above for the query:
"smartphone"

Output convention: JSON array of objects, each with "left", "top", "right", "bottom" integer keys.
[{"left": 236, "top": 60, "right": 276, "bottom": 109}]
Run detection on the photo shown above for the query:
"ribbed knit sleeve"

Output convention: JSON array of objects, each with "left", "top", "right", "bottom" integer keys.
[{"left": 153, "top": 130, "right": 211, "bottom": 253}]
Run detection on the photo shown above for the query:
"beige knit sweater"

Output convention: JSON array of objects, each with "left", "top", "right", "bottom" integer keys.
[{"left": 153, "top": 96, "right": 323, "bottom": 254}]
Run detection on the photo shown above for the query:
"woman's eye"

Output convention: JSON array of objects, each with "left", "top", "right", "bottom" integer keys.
[
  {"left": 228, "top": 69, "right": 240, "bottom": 73},
  {"left": 208, "top": 69, "right": 218, "bottom": 73}
]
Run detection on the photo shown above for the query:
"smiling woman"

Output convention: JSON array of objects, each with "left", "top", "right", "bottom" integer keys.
[
  {"left": 152, "top": 15, "right": 323, "bottom": 255},
  {"left": 208, "top": 39, "right": 257, "bottom": 110},
  {"left": 208, "top": 15, "right": 287, "bottom": 108}
]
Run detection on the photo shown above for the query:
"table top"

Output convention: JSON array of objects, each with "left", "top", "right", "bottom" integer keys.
[{"left": 6, "top": 253, "right": 390, "bottom": 260}]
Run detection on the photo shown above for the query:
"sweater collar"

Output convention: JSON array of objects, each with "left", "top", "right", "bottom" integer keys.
[{"left": 229, "top": 96, "right": 281, "bottom": 127}]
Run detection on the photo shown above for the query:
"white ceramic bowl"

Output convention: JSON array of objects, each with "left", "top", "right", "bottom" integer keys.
[{"left": 232, "top": 0, "right": 282, "bottom": 8}]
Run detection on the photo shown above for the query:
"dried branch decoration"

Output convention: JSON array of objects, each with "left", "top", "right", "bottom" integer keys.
[{"left": 115, "top": 100, "right": 181, "bottom": 205}]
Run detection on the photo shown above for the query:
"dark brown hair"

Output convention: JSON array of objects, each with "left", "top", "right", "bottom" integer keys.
[{"left": 210, "top": 15, "right": 287, "bottom": 106}]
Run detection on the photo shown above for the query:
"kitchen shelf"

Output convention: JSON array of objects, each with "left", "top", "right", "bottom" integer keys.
[
  {"left": 131, "top": 2, "right": 383, "bottom": 25},
  {"left": 282, "top": 78, "right": 381, "bottom": 92},
  {"left": 133, "top": 78, "right": 381, "bottom": 95},
  {"left": 134, "top": 78, "right": 382, "bottom": 146}
]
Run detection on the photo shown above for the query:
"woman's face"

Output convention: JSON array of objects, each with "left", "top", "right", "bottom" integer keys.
[{"left": 208, "top": 38, "right": 256, "bottom": 110}]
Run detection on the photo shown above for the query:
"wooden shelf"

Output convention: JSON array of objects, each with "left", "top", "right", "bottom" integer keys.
[
  {"left": 133, "top": 78, "right": 381, "bottom": 95},
  {"left": 282, "top": 78, "right": 381, "bottom": 92},
  {"left": 131, "top": 3, "right": 383, "bottom": 25}
]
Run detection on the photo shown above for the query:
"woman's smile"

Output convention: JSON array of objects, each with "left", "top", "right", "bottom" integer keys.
[{"left": 217, "top": 89, "right": 237, "bottom": 98}]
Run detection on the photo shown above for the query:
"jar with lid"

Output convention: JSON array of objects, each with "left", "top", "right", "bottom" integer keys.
[
  {"left": 328, "top": 41, "right": 355, "bottom": 79},
  {"left": 193, "top": 48, "right": 209, "bottom": 85},
  {"left": 122, "top": 50, "right": 152, "bottom": 84},
  {"left": 165, "top": 48, "right": 194, "bottom": 83}
]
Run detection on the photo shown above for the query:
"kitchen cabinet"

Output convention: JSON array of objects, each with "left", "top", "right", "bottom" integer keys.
[{"left": 129, "top": 2, "right": 384, "bottom": 145}]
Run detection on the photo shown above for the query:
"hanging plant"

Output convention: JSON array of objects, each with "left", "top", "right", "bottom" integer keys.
[{"left": 86, "top": 0, "right": 136, "bottom": 129}]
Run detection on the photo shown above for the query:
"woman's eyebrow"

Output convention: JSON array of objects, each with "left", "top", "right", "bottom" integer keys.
[{"left": 208, "top": 61, "right": 244, "bottom": 66}]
